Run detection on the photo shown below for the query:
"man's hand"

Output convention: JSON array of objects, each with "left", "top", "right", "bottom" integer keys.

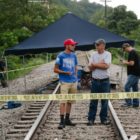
[
  {"left": 65, "top": 71, "right": 71, "bottom": 75},
  {"left": 88, "top": 64, "right": 96, "bottom": 71},
  {"left": 122, "top": 60, "right": 128, "bottom": 65},
  {"left": 91, "top": 62, "right": 109, "bottom": 70},
  {"left": 122, "top": 60, "right": 134, "bottom": 66},
  {"left": 54, "top": 64, "right": 72, "bottom": 75}
]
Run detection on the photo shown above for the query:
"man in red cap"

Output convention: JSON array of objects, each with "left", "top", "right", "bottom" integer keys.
[{"left": 54, "top": 38, "right": 78, "bottom": 129}]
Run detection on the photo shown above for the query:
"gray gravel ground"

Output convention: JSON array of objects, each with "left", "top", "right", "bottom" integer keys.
[
  {"left": 0, "top": 61, "right": 56, "bottom": 95},
  {"left": 33, "top": 100, "right": 118, "bottom": 140},
  {"left": 0, "top": 102, "right": 31, "bottom": 139},
  {"left": 0, "top": 60, "right": 56, "bottom": 139},
  {"left": 112, "top": 100, "right": 140, "bottom": 140}
]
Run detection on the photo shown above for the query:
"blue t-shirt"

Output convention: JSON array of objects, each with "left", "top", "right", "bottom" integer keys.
[{"left": 55, "top": 52, "right": 78, "bottom": 83}]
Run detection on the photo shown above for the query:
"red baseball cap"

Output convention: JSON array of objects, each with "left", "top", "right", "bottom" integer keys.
[{"left": 64, "top": 39, "right": 78, "bottom": 47}]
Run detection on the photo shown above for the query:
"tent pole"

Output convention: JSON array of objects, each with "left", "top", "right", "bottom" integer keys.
[
  {"left": 23, "top": 55, "right": 27, "bottom": 92},
  {"left": 4, "top": 56, "right": 10, "bottom": 93}
]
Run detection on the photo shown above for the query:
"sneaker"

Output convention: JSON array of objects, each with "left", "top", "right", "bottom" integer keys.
[
  {"left": 128, "top": 135, "right": 138, "bottom": 140},
  {"left": 65, "top": 119, "right": 76, "bottom": 126},
  {"left": 101, "top": 120, "right": 110, "bottom": 125},
  {"left": 58, "top": 122, "right": 65, "bottom": 129},
  {"left": 133, "top": 105, "right": 139, "bottom": 108},
  {"left": 87, "top": 120, "right": 94, "bottom": 126}
]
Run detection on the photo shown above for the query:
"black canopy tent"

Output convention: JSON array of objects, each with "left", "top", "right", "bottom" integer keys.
[{"left": 5, "top": 12, "right": 134, "bottom": 56}]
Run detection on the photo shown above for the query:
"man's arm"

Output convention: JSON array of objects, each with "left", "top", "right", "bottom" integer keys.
[
  {"left": 122, "top": 60, "right": 134, "bottom": 66},
  {"left": 88, "top": 54, "right": 96, "bottom": 71},
  {"left": 122, "top": 51, "right": 137, "bottom": 66},
  {"left": 88, "top": 64, "right": 95, "bottom": 71},
  {"left": 89, "top": 52, "right": 111, "bottom": 70},
  {"left": 91, "top": 63, "right": 110, "bottom": 70},
  {"left": 54, "top": 64, "right": 71, "bottom": 75}
]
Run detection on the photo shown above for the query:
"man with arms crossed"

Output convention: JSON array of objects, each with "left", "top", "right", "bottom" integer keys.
[{"left": 87, "top": 39, "right": 111, "bottom": 125}]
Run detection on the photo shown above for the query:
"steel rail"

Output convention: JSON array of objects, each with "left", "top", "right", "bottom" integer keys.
[{"left": 24, "top": 83, "right": 60, "bottom": 140}]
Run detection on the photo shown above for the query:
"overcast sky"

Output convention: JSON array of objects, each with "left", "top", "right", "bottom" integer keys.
[{"left": 78, "top": 0, "right": 140, "bottom": 19}]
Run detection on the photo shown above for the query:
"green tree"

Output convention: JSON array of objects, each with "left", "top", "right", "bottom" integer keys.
[
  {"left": 125, "top": 25, "right": 140, "bottom": 46},
  {"left": 51, "top": 0, "right": 103, "bottom": 20},
  {"left": 0, "top": 0, "right": 67, "bottom": 52},
  {"left": 0, "top": 0, "right": 28, "bottom": 32},
  {"left": 107, "top": 5, "right": 139, "bottom": 35}
]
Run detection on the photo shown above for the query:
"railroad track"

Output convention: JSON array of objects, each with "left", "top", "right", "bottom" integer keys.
[
  {"left": 111, "top": 100, "right": 140, "bottom": 140},
  {"left": 32, "top": 100, "right": 120, "bottom": 140},
  {"left": 5, "top": 80, "right": 60, "bottom": 140},
  {"left": 4, "top": 51, "right": 137, "bottom": 140}
]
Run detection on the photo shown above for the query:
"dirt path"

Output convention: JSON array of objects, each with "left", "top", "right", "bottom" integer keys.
[{"left": 0, "top": 61, "right": 56, "bottom": 95}]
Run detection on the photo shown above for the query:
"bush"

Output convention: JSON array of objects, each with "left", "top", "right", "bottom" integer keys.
[
  {"left": 107, "top": 48, "right": 123, "bottom": 65},
  {"left": 6, "top": 55, "right": 47, "bottom": 80}
]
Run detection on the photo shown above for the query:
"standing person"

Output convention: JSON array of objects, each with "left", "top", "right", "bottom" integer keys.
[
  {"left": 121, "top": 43, "right": 139, "bottom": 107},
  {"left": 54, "top": 38, "right": 78, "bottom": 129},
  {"left": 0, "top": 59, "right": 8, "bottom": 88},
  {"left": 87, "top": 39, "right": 111, "bottom": 125}
]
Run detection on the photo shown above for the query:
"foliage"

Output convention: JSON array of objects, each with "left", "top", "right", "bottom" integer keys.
[
  {"left": 90, "top": 7, "right": 113, "bottom": 28},
  {"left": 7, "top": 55, "right": 46, "bottom": 80},
  {"left": 0, "top": 31, "right": 18, "bottom": 51},
  {"left": 124, "top": 25, "right": 140, "bottom": 46},
  {"left": 0, "top": 0, "right": 67, "bottom": 54},
  {"left": 0, "top": 27, "right": 32, "bottom": 53},
  {"left": 107, "top": 5, "right": 139, "bottom": 35},
  {"left": 107, "top": 48, "right": 123, "bottom": 65},
  {"left": 51, "top": 0, "right": 103, "bottom": 20}
]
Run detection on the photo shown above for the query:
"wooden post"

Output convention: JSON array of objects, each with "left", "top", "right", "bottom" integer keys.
[{"left": 4, "top": 56, "right": 10, "bottom": 93}]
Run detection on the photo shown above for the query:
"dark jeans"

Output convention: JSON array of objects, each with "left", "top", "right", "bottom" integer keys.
[
  {"left": 125, "top": 75, "right": 139, "bottom": 106},
  {"left": 88, "top": 79, "right": 110, "bottom": 122}
]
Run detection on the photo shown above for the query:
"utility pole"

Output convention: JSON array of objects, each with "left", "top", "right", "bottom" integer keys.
[{"left": 100, "top": 0, "right": 111, "bottom": 27}]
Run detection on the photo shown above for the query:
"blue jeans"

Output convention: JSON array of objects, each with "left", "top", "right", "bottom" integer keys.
[
  {"left": 125, "top": 75, "right": 139, "bottom": 106},
  {"left": 88, "top": 79, "right": 110, "bottom": 122}
]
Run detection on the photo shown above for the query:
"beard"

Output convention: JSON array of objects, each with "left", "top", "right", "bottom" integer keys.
[{"left": 68, "top": 47, "right": 75, "bottom": 52}]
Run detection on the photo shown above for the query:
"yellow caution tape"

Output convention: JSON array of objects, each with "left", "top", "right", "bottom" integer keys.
[
  {"left": 0, "top": 92, "right": 140, "bottom": 101},
  {"left": 0, "top": 61, "right": 54, "bottom": 74}
]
